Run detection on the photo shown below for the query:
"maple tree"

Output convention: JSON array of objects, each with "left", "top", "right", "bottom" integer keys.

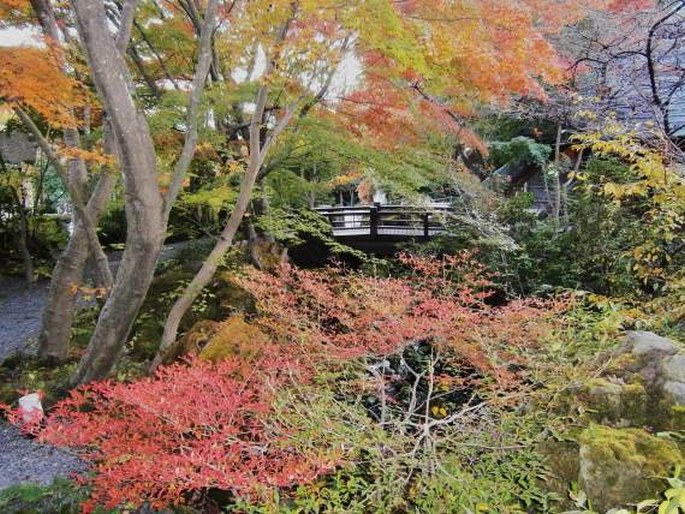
[
  {"left": 336, "top": 0, "right": 631, "bottom": 151},
  {"left": 0, "top": 0, "right": 646, "bottom": 383},
  {"left": 155, "top": 0, "right": 619, "bottom": 362},
  {"left": 0, "top": 47, "right": 86, "bottom": 128},
  {"left": 0, "top": 0, "right": 129, "bottom": 362},
  {"left": 2, "top": 2, "right": 684, "bottom": 512},
  {"left": 49, "top": 0, "right": 216, "bottom": 382}
]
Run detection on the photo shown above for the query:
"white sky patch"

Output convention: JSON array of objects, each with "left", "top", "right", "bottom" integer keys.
[
  {"left": 231, "top": 44, "right": 361, "bottom": 100},
  {"left": 0, "top": 24, "right": 362, "bottom": 114},
  {"left": 231, "top": 45, "right": 267, "bottom": 84},
  {"left": 0, "top": 27, "right": 42, "bottom": 47},
  {"left": 330, "top": 51, "right": 362, "bottom": 98}
]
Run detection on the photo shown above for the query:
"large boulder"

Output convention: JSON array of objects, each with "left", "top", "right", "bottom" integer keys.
[
  {"left": 661, "top": 354, "right": 685, "bottom": 406},
  {"left": 663, "top": 381, "right": 685, "bottom": 406},
  {"left": 555, "top": 332, "right": 684, "bottom": 430},
  {"left": 582, "top": 379, "right": 648, "bottom": 427},
  {"left": 619, "top": 331, "right": 679, "bottom": 360},
  {"left": 545, "top": 332, "right": 685, "bottom": 511},
  {"left": 604, "top": 331, "right": 684, "bottom": 431},
  {"left": 660, "top": 355, "right": 685, "bottom": 383},
  {"left": 577, "top": 425, "right": 682, "bottom": 512},
  {"left": 612, "top": 331, "right": 680, "bottom": 386}
]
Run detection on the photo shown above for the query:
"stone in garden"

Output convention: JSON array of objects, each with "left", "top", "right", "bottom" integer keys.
[
  {"left": 577, "top": 425, "right": 682, "bottom": 512},
  {"left": 17, "top": 392, "right": 43, "bottom": 424},
  {"left": 620, "top": 331, "right": 679, "bottom": 359},
  {"left": 660, "top": 355, "right": 685, "bottom": 384},
  {"left": 582, "top": 379, "right": 648, "bottom": 427},
  {"left": 662, "top": 381, "right": 685, "bottom": 406}
]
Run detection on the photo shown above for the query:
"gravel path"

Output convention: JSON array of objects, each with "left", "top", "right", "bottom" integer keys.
[
  {"left": 0, "top": 240, "right": 193, "bottom": 362},
  {"left": 0, "top": 278, "right": 49, "bottom": 362},
  {"left": 0, "top": 240, "right": 195, "bottom": 492},
  {"left": 0, "top": 424, "right": 86, "bottom": 490},
  {"left": 0, "top": 277, "right": 85, "bottom": 493}
]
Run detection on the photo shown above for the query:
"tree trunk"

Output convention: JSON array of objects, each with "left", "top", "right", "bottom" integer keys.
[
  {"left": 155, "top": 74, "right": 297, "bottom": 365},
  {"left": 14, "top": 190, "right": 34, "bottom": 284},
  {"left": 38, "top": 172, "right": 116, "bottom": 362},
  {"left": 39, "top": 233, "right": 89, "bottom": 362},
  {"left": 245, "top": 215, "right": 265, "bottom": 270},
  {"left": 154, "top": 16, "right": 297, "bottom": 365},
  {"left": 15, "top": 108, "right": 114, "bottom": 289},
  {"left": 153, "top": 157, "right": 261, "bottom": 369},
  {"left": 69, "top": 0, "right": 217, "bottom": 382},
  {"left": 153, "top": 85, "right": 274, "bottom": 368},
  {"left": 35, "top": 0, "right": 139, "bottom": 363},
  {"left": 70, "top": 228, "right": 165, "bottom": 383},
  {"left": 70, "top": 0, "right": 164, "bottom": 383}
]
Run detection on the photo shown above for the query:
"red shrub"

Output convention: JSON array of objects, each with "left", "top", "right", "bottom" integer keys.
[
  {"left": 236, "top": 252, "right": 564, "bottom": 388},
  {"left": 30, "top": 254, "right": 565, "bottom": 511},
  {"left": 39, "top": 356, "right": 337, "bottom": 511}
]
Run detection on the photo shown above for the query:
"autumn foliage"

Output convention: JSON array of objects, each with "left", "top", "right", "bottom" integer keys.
[
  {"left": 339, "top": 0, "right": 576, "bottom": 150},
  {"left": 20, "top": 254, "right": 568, "bottom": 511},
  {"left": 38, "top": 355, "right": 338, "bottom": 511},
  {"left": 0, "top": 47, "right": 88, "bottom": 127},
  {"left": 339, "top": 0, "right": 652, "bottom": 150},
  {"left": 0, "top": 0, "right": 31, "bottom": 20},
  {"left": 237, "top": 253, "right": 565, "bottom": 390}
]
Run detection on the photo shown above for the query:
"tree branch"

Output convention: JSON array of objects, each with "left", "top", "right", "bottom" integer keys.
[
  {"left": 15, "top": 107, "right": 113, "bottom": 288},
  {"left": 163, "top": 0, "right": 219, "bottom": 214},
  {"left": 116, "top": 0, "right": 139, "bottom": 53}
]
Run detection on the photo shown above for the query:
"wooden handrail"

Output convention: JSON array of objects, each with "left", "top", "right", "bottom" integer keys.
[{"left": 314, "top": 204, "right": 451, "bottom": 238}]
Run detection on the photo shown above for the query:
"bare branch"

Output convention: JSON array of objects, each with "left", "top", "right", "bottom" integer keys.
[{"left": 163, "top": 0, "right": 220, "bottom": 213}]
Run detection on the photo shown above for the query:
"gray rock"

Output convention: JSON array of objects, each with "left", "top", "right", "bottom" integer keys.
[
  {"left": 622, "top": 331, "right": 679, "bottom": 358},
  {"left": 577, "top": 426, "right": 682, "bottom": 512},
  {"left": 585, "top": 380, "right": 647, "bottom": 427},
  {"left": 660, "top": 355, "right": 685, "bottom": 383},
  {"left": 663, "top": 381, "right": 685, "bottom": 405}
]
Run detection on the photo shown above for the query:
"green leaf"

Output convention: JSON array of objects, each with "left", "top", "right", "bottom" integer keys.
[{"left": 636, "top": 499, "right": 658, "bottom": 512}]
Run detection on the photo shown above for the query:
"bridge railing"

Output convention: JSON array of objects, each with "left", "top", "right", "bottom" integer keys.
[{"left": 314, "top": 204, "right": 452, "bottom": 238}]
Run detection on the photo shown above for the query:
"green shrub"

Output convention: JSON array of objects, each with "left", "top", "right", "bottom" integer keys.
[
  {"left": 96, "top": 200, "right": 126, "bottom": 246},
  {"left": 0, "top": 479, "right": 88, "bottom": 514}
]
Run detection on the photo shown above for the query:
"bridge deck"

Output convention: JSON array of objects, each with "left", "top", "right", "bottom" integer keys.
[
  {"left": 329, "top": 227, "right": 445, "bottom": 237},
  {"left": 315, "top": 204, "right": 451, "bottom": 239}
]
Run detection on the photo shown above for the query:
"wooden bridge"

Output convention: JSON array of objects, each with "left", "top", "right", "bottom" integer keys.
[{"left": 313, "top": 204, "right": 452, "bottom": 254}]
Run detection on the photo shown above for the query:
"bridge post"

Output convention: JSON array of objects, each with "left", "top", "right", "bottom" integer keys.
[
  {"left": 370, "top": 204, "right": 379, "bottom": 237},
  {"left": 423, "top": 212, "right": 429, "bottom": 237}
]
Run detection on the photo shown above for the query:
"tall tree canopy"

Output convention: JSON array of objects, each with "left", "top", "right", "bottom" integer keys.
[{"left": 0, "top": 0, "right": 643, "bottom": 382}]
